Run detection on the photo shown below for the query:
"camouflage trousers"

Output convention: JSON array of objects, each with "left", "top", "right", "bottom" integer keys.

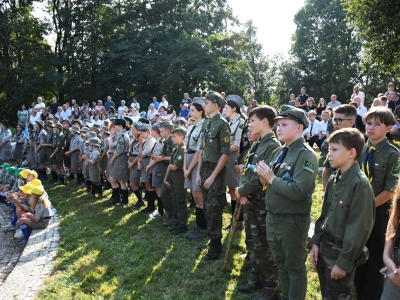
[
  {"left": 243, "top": 196, "right": 278, "bottom": 295},
  {"left": 317, "top": 233, "right": 355, "bottom": 300},
  {"left": 200, "top": 163, "right": 226, "bottom": 241}
]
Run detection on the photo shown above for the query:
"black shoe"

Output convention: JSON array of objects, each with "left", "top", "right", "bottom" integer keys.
[
  {"left": 203, "top": 245, "right": 222, "bottom": 261},
  {"left": 187, "top": 227, "right": 207, "bottom": 241},
  {"left": 170, "top": 227, "right": 187, "bottom": 235},
  {"left": 186, "top": 226, "right": 199, "bottom": 239},
  {"left": 196, "top": 242, "right": 210, "bottom": 251},
  {"left": 132, "top": 201, "right": 145, "bottom": 210},
  {"left": 237, "top": 283, "right": 262, "bottom": 293},
  {"left": 169, "top": 225, "right": 179, "bottom": 232},
  {"left": 140, "top": 206, "right": 154, "bottom": 213}
]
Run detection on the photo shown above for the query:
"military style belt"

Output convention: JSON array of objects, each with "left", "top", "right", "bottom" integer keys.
[
  {"left": 41, "top": 217, "right": 51, "bottom": 220},
  {"left": 130, "top": 154, "right": 138, "bottom": 157},
  {"left": 326, "top": 234, "right": 343, "bottom": 247},
  {"left": 250, "top": 194, "right": 265, "bottom": 201},
  {"left": 187, "top": 149, "right": 196, "bottom": 154}
]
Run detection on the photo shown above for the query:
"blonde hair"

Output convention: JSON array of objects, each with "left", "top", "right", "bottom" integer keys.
[{"left": 31, "top": 194, "right": 51, "bottom": 211}]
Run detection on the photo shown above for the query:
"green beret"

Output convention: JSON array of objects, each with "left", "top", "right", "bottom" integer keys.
[
  {"left": 205, "top": 91, "right": 225, "bottom": 107},
  {"left": 114, "top": 118, "right": 126, "bottom": 126},
  {"left": 275, "top": 105, "right": 309, "bottom": 129},
  {"left": 123, "top": 116, "right": 134, "bottom": 125}
]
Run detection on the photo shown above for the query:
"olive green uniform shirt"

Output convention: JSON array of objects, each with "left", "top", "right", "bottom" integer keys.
[
  {"left": 238, "top": 133, "right": 281, "bottom": 197},
  {"left": 200, "top": 114, "right": 231, "bottom": 163},
  {"left": 312, "top": 163, "right": 376, "bottom": 273},
  {"left": 170, "top": 142, "right": 184, "bottom": 180},
  {"left": 265, "top": 137, "right": 318, "bottom": 215},
  {"left": 365, "top": 138, "right": 400, "bottom": 214}
]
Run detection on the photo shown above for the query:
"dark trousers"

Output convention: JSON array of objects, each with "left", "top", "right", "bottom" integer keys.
[
  {"left": 354, "top": 213, "right": 388, "bottom": 300},
  {"left": 200, "top": 163, "right": 226, "bottom": 241},
  {"left": 315, "top": 136, "right": 327, "bottom": 151},
  {"left": 304, "top": 135, "right": 318, "bottom": 148},
  {"left": 317, "top": 233, "right": 356, "bottom": 300}
]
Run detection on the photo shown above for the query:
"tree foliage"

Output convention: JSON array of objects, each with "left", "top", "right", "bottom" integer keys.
[
  {"left": 289, "top": 0, "right": 362, "bottom": 102},
  {"left": 343, "top": 0, "right": 400, "bottom": 75}
]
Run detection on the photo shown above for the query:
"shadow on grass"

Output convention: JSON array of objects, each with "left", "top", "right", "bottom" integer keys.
[{"left": 38, "top": 182, "right": 244, "bottom": 299}]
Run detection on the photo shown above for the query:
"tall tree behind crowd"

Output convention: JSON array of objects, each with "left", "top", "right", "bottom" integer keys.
[{"left": 290, "top": 0, "right": 362, "bottom": 102}]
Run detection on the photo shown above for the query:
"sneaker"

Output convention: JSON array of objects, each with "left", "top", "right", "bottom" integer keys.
[
  {"left": 14, "top": 229, "right": 23, "bottom": 239},
  {"left": 2, "top": 222, "right": 16, "bottom": 231},
  {"left": 18, "top": 240, "right": 28, "bottom": 246},
  {"left": 149, "top": 211, "right": 163, "bottom": 219}
]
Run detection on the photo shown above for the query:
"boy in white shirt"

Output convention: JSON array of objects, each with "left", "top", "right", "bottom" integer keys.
[
  {"left": 316, "top": 110, "right": 329, "bottom": 154},
  {"left": 303, "top": 110, "right": 320, "bottom": 148}
]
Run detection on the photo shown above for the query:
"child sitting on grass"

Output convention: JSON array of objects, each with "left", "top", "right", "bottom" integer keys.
[{"left": 17, "top": 185, "right": 52, "bottom": 246}]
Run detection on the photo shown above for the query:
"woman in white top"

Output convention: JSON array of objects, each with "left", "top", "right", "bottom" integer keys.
[{"left": 131, "top": 97, "right": 140, "bottom": 111}]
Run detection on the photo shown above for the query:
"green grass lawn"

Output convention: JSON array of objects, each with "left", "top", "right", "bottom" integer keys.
[
  {"left": 35, "top": 178, "right": 324, "bottom": 300},
  {"left": 35, "top": 156, "right": 326, "bottom": 300}
]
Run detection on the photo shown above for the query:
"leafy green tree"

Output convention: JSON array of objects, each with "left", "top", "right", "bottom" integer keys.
[
  {"left": 343, "top": 0, "right": 400, "bottom": 75},
  {"left": 290, "top": 0, "right": 362, "bottom": 101}
]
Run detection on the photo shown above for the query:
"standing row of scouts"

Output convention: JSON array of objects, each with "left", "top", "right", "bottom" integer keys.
[{"left": 3, "top": 90, "right": 400, "bottom": 300}]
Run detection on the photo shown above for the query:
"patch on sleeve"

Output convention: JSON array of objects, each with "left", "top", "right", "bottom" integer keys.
[
  {"left": 239, "top": 124, "right": 244, "bottom": 129},
  {"left": 177, "top": 155, "right": 182, "bottom": 160},
  {"left": 119, "top": 141, "right": 124, "bottom": 145},
  {"left": 224, "top": 136, "right": 230, "bottom": 143},
  {"left": 391, "top": 166, "right": 400, "bottom": 178},
  {"left": 303, "top": 160, "right": 315, "bottom": 174}
]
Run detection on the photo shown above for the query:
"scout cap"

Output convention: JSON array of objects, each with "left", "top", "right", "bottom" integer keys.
[
  {"left": 192, "top": 97, "right": 204, "bottom": 106},
  {"left": 45, "top": 121, "right": 55, "bottom": 128},
  {"left": 81, "top": 127, "right": 89, "bottom": 133},
  {"left": 88, "top": 132, "right": 96, "bottom": 138},
  {"left": 20, "top": 183, "right": 34, "bottom": 194},
  {"left": 92, "top": 124, "right": 101, "bottom": 130},
  {"left": 175, "top": 117, "right": 187, "bottom": 124},
  {"left": 70, "top": 126, "right": 80, "bottom": 134},
  {"left": 114, "top": 118, "right": 126, "bottom": 126},
  {"left": 35, "top": 120, "right": 44, "bottom": 127},
  {"left": 139, "top": 111, "right": 147, "bottom": 118},
  {"left": 138, "top": 124, "right": 151, "bottom": 132},
  {"left": 72, "top": 119, "right": 82, "bottom": 126},
  {"left": 53, "top": 115, "right": 60, "bottom": 122},
  {"left": 55, "top": 123, "right": 63, "bottom": 130},
  {"left": 16, "top": 168, "right": 25, "bottom": 178},
  {"left": 31, "top": 185, "right": 45, "bottom": 196},
  {"left": 62, "top": 118, "right": 71, "bottom": 124},
  {"left": 275, "top": 105, "right": 309, "bottom": 129},
  {"left": 6, "top": 167, "right": 16, "bottom": 175},
  {"left": 226, "top": 95, "right": 245, "bottom": 107},
  {"left": 138, "top": 117, "right": 150, "bottom": 124},
  {"left": 204, "top": 91, "right": 225, "bottom": 107},
  {"left": 88, "top": 138, "right": 100, "bottom": 147},
  {"left": 123, "top": 117, "right": 133, "bottom": 125},
  {"left": 30, "top": 178, "right": 42, "bottom": 187},
  {"left": 152, "top": 122, "right": 160, "bottom": 128},
  {"left": 0, "top": 163, "right": 10, "bottom": 169},
  {"left": 101, "top": 126, "right": 110, "bottom": 134}
]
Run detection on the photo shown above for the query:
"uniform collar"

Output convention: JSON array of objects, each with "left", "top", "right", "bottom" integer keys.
[
  {"left": 175, "top": 142, "right": 184, "bottom": 149},
  {"left": 195, "top": 118, "right": 205, "bottom": 127},
  {"left": 210, "top": 113, "right": 222, "bottom": 122},
  {"left": 230, "top": 114, "right": 241, "bottom": 124},
  {"left": 367, "top": 137, "right": 388, "bottom": 152},
  {"left": 334, "top": 163, "right": 360, "bottom": 185},
  {"left": 259, "top": 132, "right": 276, "bottom": 145},
  {"left": 285, "top": 136, "right": 305, "bottom": 151}
]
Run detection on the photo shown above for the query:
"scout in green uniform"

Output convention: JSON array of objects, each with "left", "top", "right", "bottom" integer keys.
[
  {"left": 311, "top": 128, "right": 375, "bottom": 300},
  {"left": 183, "top": 97, "right": 207, "bottom": 241},
  {"left": 65, "top": 126, "right": 83, "bottom": 185},
  {"left": 322, "top": 105, "right": 359, "bottom": 189},
  {"left": 34, "top": 120, "right": 48, "bottom": 180},
  {"left": 196, "top": 91, "right": 231, "bottom": 261},
  {"left": 354, "top": 108, "right": 400, "bottom": 300},
  {"left": 43, "top": 121, "right": 57, "bottom": 183},
  {"left": 164, "top": 126, "right": 188, "bottom": 235},
  {"left": 50, "top": 123, "right": 66, "bottom": 184},
  {"left": 62, "top": 119, "right": 73, "bottom": 179},
  {"left": 224, "top": 95, "right": 246, "bottom": 231},
  {"left": 256, "top": 105, "right": 318, "bottom": 300},
  {"left": 109, "top": 118, "right": 130, "bottom": 205},
  {"left": 235, "top": 106, "right": 281, "bottom": 299}
]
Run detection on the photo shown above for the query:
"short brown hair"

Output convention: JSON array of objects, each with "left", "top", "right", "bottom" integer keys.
[
  {"left": 328, "top": 128, "right": 365, "bottom": 160},
  {"left": 248, "top": 105, "right": 277, "bottom": 129},
  {"left": 171, "top": 127, "right": 186, "bottom": 137},
  {"left": 334, "top": 104, "right": 357, "bottom": 120},
  {"left": 365, "top": 107, "right": 395, "bottom": 126}
]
